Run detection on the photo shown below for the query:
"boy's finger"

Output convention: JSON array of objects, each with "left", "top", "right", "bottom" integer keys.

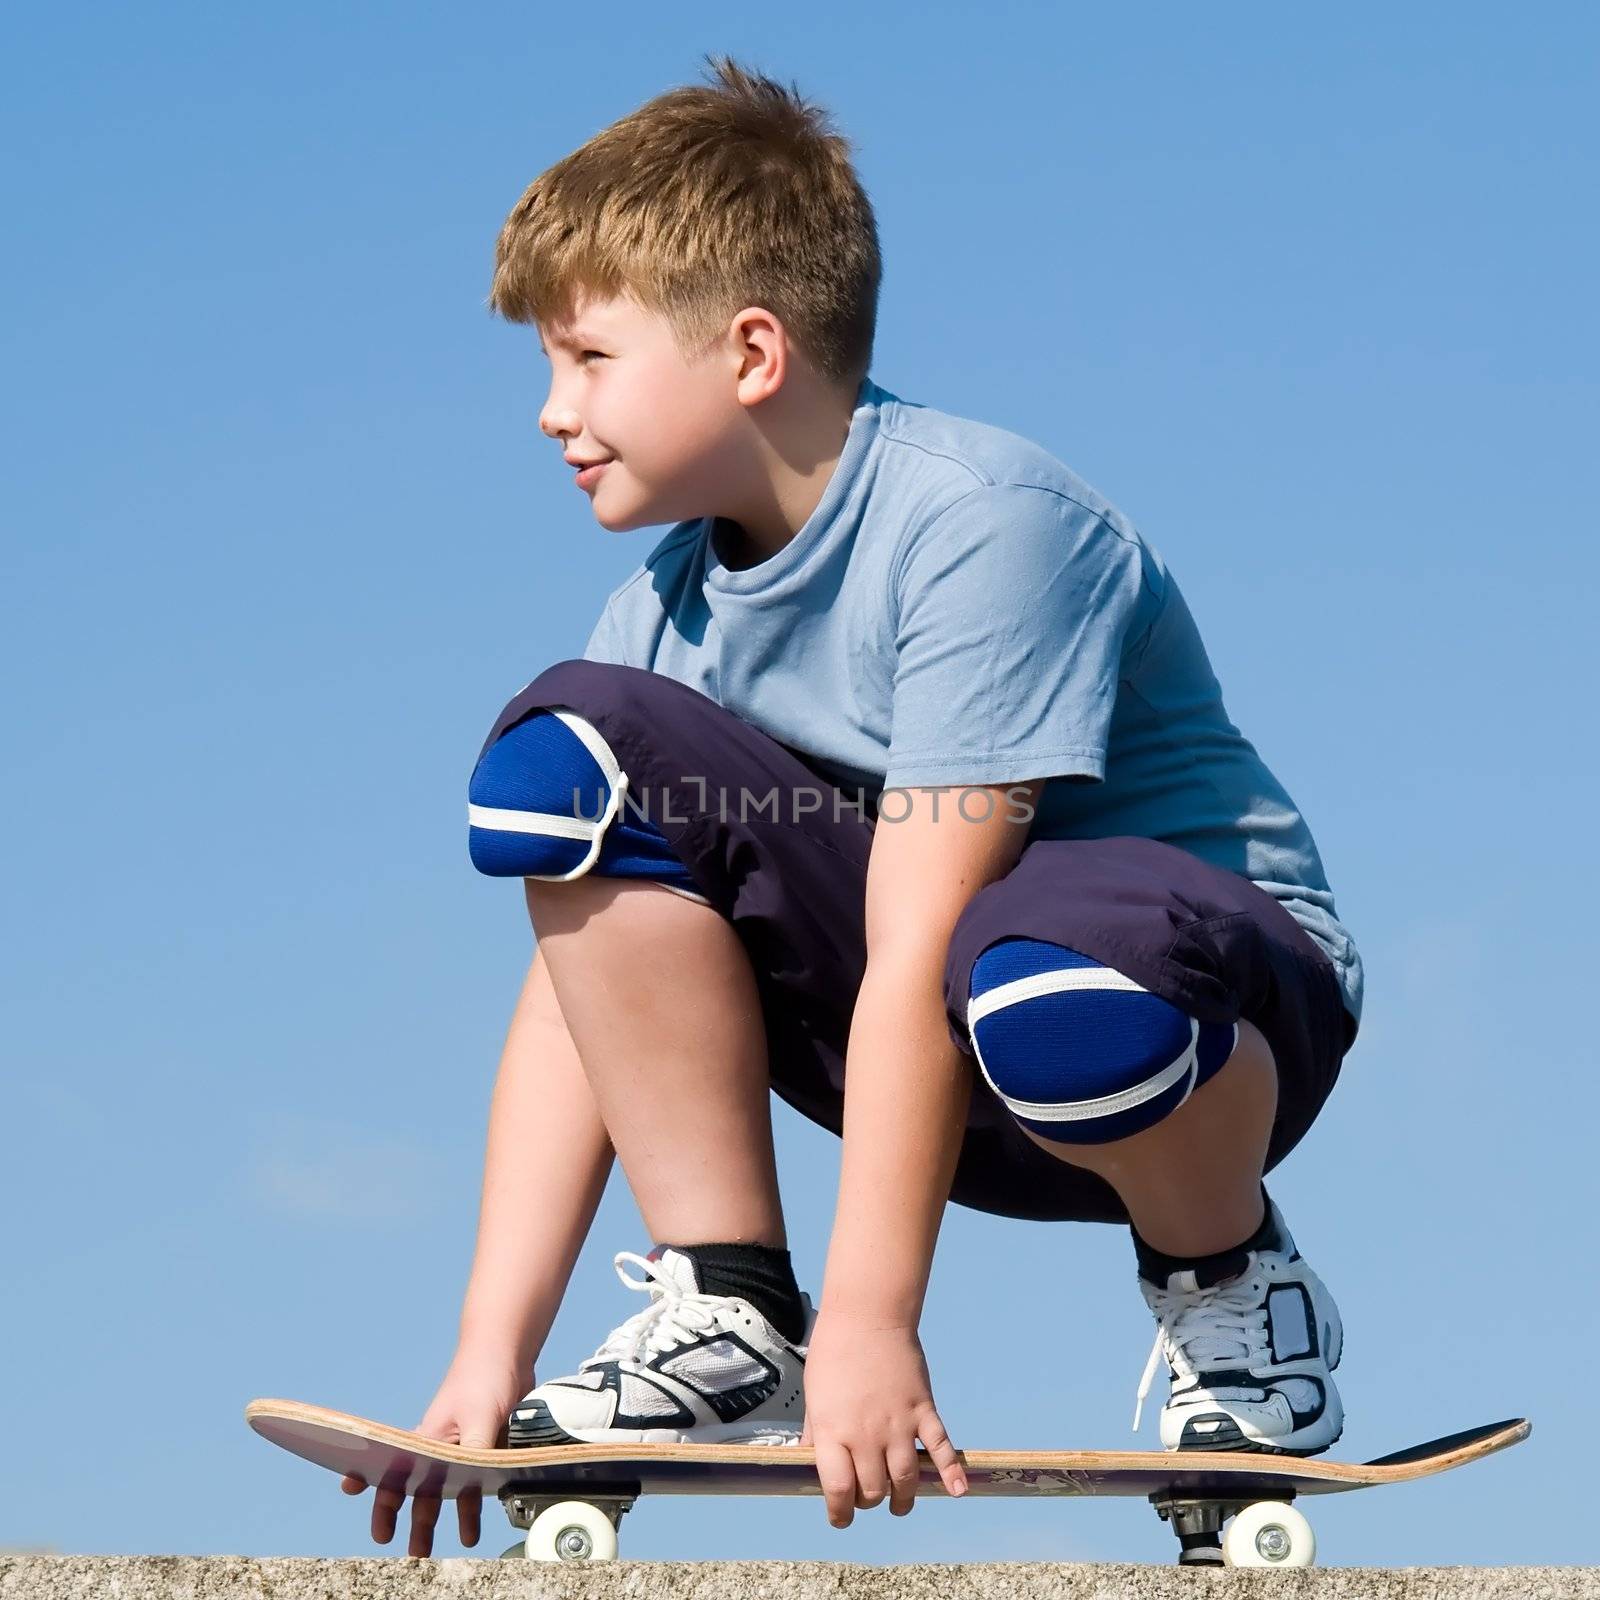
[
  {"left": 453, "top": 1424, "right": 499, "bottom": 1547},
  {"left": 814, "top": 1439, "right": 858, "bottom": 1528},
  {"left": 370, "top": 1485, "right": 405, "bottom": 1543},
  {"left": 340, "top": 1473, "right": 367, "bottom": 1495},
  {"left": 457, "top": 1485, "right": 483, "bottom": 1548},
  {"left": 919, "top": 1410, "right": 967, "bottom": 1497},
  {"left": 408, "top": 1492, "right": 443, "bottom": 1558},
  {"left": 853, "top": 1447, "right": 890, "bottom": 1510},
  {"left": 886, "top": 1441, "right": 922, "bottom": 1516}
]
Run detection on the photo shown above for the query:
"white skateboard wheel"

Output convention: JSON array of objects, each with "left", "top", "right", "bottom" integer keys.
[
  {"left": 524, "top": 1500, "right": 620, "bottom": 1562},
  {"left": 1222, "top": 1500, "right": 1316, "bottom": 1567}
]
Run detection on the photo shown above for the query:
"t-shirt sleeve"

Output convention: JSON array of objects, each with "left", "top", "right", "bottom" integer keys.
[
  {"left": 884, "top": 483, "right": 1157, "bottom": 790},
  {"left": 581, "top": 602, "right": 628, "bottom": 666}
]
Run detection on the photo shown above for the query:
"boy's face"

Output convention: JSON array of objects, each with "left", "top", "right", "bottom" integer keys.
[{"left": 537, "top": 290, "right": 744, "bottom": 532}]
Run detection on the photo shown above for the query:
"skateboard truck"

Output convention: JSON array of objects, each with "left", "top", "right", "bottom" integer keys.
[
  {"left": 1151, "top": 1493, "right": 1234, "bottom": 1566},
  {"left": 498, "top": 1479, "right": 639, "bottom": 1562},
  {"left": 1151, "top": 1490, "right": 1312, "bottom": 1567}
]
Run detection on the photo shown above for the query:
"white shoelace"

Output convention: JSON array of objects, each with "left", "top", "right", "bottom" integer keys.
[
  {"left": 578, "top": 1250, "right": 726, "bottom": 1369},
  {"left": 1132, "top": 1273, "right": 1270, "bottom": 1433}
]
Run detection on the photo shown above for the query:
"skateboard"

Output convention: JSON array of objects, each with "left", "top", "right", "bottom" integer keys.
[{"left": 246, "top": 1397, "right": 1528, "bottom": 1567}]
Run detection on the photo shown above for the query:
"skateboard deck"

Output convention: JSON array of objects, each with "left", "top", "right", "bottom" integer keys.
[{"left": 245, "top": 1397, "right": 1529, "bottom": 1568}]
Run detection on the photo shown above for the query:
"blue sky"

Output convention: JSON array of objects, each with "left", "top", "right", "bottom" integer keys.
[{"left": 3, "top": 0, "right": 1595, "bottom": 1568}]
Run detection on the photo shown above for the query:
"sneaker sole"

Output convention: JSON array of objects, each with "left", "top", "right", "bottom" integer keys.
[
  {"left": 508, "top": 1397, "right": 802, "bottom": 1448},
  {"left": 1172, "top": 1418, "right": 1346, "bottom": 1458}
]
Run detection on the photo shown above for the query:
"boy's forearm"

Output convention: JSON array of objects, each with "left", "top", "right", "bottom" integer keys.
[
  {"left": 818, "top": 954, "right": 973, "bottom": 1328},
  {"left": 456, "top": 949, "right": 615, "bottom": 1369}
]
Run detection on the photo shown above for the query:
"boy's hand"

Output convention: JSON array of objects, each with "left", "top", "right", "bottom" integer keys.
[
  {"left": 340, "top": 1350, "right": 524, "bottom": 1557},
  {"left": 798, "top": 1310, "right": 967, "bottom": 1526}
]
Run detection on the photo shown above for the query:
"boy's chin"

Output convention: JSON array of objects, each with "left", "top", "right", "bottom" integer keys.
[{"left": 591, "top": 496, "right": 672, "bottom": 533}]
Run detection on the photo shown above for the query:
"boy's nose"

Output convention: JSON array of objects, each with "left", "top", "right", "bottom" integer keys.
[{"left": 540, "top": 404, "right": 578, "bottom": 441}]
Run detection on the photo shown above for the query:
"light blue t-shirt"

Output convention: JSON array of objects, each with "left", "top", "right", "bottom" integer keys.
[{"left": 582, "top": 377, "right": 1364, "bottom": 1026}]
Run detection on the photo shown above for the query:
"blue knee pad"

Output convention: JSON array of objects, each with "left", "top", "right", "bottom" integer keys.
[
  {"left": 467, "top": 707, "right": 707, "bottom": 900},
  {"left": 967, "top": 937, "right": 1239, "bottom": 1144}
]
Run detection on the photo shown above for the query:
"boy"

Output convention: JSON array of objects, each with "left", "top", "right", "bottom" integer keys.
[{"left": 343, "top": 57, "right": 1363, "bottom": 1557}]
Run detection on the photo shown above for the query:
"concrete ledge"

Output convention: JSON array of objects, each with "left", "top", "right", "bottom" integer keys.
[{"left": 1, "top": 1558, "right": 1595, "bottom": 1599}]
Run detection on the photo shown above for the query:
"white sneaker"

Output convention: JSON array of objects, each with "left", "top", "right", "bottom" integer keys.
[
  {"left": 508, "top": 1247, "right": 813, "bottom": 1446},
  {"left": 1133, "top": 1198, "right": 1344, "bottom": 1455}
]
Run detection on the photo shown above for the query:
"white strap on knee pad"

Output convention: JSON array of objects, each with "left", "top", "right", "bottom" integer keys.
[{"left": 466, "top": 708, "right": 630, "bottom": 882}]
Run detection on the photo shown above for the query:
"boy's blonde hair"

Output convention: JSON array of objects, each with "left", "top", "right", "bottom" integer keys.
[{"left": 489, "top": 55, "right": 881, "bottom": 390}]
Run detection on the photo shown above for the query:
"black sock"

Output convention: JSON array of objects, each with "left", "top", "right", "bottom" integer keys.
[
  {"left": 662, "top": 1241, "right": 808, "bottom": 1345},
  {"left": 1131, "top": 1186, "right": 1282, "bottom": 1288}
]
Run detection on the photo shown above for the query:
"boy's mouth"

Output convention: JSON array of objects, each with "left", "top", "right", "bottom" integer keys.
[{"left": 574, "top": 461, "right": 609, "bottom": 489}]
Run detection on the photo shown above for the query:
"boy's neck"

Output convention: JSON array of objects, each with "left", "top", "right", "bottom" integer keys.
[{"left": 710, "top": 379, "right": 860, "bottom": 570}]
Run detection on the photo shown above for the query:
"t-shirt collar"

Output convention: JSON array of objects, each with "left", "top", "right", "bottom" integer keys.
[{"left": 703, "top": 375, "right": 884, "bottom": 592}]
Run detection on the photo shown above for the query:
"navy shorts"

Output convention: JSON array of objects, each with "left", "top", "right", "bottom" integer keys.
[{"left": 483, "top": 661, "right": 1358, "bottom": 1225}]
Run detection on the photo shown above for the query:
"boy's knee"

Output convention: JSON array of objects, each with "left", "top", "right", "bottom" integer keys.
[
  {"left": 966, "top": 937, "right": 1238, "bottom": 1145},
  {"left": 467, "top": 706, "right": 703, "bottom": 899}
]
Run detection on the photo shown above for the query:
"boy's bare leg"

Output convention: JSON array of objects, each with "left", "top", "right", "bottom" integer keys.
[
  {"left": 1022, "top": 1019, "right": 1347, "bottom": 1456},
  {"left": 1015, "top": 1018, "right": 1278, "bottom": 1256},
  {"left": 523, "top": 874, "right": 787, "bottom": 1249}
]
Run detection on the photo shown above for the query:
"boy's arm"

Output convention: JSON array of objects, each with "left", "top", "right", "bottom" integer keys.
[{"left": 804, "top": 779, "right": 1042, "bottom": 1525}]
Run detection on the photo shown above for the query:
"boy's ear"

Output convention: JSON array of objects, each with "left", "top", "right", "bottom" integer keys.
[{"left": 727, "top": 306, "right": 789, "bottom": 402}]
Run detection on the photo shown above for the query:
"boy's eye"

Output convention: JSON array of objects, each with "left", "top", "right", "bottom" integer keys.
[{"left": 580, "top": 350, "right": 606, "bottom": 363}]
